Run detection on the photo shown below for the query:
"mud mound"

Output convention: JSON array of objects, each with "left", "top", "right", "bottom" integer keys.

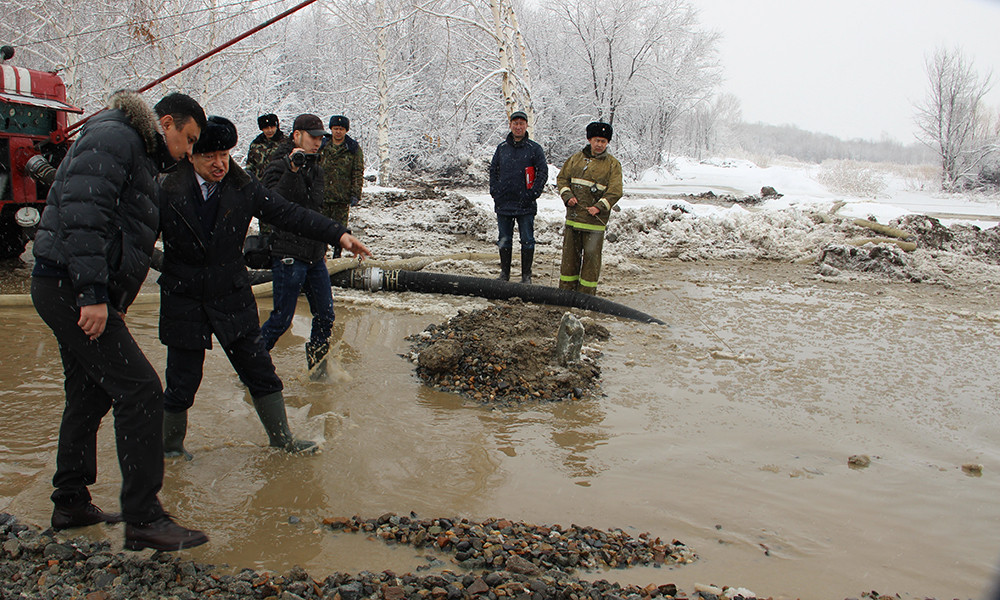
[
  {"left": 406, "top": 303, "right": 609, "bottom": 405},
  {"left": 894, "top": 214, "right": 1000, "bottom": 263},
  {"left": 817, "top": 243, "right": 923, "bottom": 282}
]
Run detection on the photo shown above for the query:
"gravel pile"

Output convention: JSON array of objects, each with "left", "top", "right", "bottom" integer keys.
[
  {"left": 322, "top": 514, "right": 696, "bottom": 571},
  {"left": 2, "top": 512, "right": 768, "bottom": 600}
]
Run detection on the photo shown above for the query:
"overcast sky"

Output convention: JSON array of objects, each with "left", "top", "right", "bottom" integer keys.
[{"left": 694, "top": 0, "right": 1000, "bottom": 143}]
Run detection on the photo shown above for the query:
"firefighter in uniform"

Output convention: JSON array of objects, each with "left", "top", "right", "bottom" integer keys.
[{"left": 557, "top": 121, "right": 622, "bottom": 295}]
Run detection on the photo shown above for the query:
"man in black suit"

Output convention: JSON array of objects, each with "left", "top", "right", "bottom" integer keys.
[{"left": 157, "top": 116, "right": 370, "bottom": 459}]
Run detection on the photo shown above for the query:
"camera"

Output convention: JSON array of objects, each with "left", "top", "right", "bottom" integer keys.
[{"left": 290, "top": 151, "right": 317, "bottom": 168}]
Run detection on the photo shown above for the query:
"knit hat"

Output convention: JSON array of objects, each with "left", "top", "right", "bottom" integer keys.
[
  {"left": 257, "top": 113, "right": 278, "bottom": 130},
  {"left": 586, "top": 121, "right": 613, "bottom": 141},
  {"left": 329, "top": 115, "right": 350, "bottom": 131},
  {"left": 192, "top": 116, "right": 238, "bottom": 154}
]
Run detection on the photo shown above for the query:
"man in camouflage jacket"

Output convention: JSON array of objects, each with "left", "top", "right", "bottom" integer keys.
[
  {"left": 319, "top": 114, "right": 364, "bottom": 252},
  {"left": 244, "top": 113, "right": 285, "bottom": 178},
  {"left": 557, "top": 121, "right": 622, "bottom": 295}
]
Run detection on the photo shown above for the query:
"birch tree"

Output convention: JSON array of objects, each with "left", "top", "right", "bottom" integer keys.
[{"left": 915, "top": 46, "right": 995, "bottom": 190}]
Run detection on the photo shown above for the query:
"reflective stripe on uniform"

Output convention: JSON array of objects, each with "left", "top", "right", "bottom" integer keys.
[
  {"left": 565, "top": 218, "right": 606, "bottom": 232},
  {"left": 598, "top": 199, "right": 611, "bottom": 212},
  {"left": 570, "top": 177, "right": 607, "bottom": 191},
  {"left": 560, "top": 274, "right": 580, "bottom": 282},
  {"left": 579, "top": 278, "right": 598, "bottom": 288},
  {"left": 559, "top": 186, "right": 571, "bottom": 196}
]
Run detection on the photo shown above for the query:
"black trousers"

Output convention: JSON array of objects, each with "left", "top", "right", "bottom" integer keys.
[
  {"left": 31, "top": 276, "right": 165, "bottom": 524},
  {"left": 163, "top": 331, "right": 282, "bottom": 413}
]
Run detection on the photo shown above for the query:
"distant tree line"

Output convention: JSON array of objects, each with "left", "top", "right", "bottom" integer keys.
[{"left": 726, "top": 122, "right": 936, "bottom": 166}]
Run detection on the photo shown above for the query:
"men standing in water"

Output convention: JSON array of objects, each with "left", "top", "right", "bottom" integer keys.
[
  {"left": 157, "top": 116, "right": 371, "bottom": 459},
  {"left": 557, "top": 121, "right": 622, "bottom": 295},
  {"left": 489, "top": 110, "right": 547, "bottom": 284},
  {"left": 31, "top": 91, "right": 209, "bottom": 551}
]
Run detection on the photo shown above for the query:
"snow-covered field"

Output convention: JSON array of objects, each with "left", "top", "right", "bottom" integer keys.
[{"left": 355, "top": 156, "right": 1000, "bottom": 291}]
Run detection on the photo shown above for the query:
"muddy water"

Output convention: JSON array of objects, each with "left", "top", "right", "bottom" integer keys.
[{"left": 1, "top": 261, "right": 999, "bottom": 600}]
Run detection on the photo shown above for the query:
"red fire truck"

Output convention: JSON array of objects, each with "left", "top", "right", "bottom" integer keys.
[{"left": 0, "top": 46, "right": 82, "bottom": 259}]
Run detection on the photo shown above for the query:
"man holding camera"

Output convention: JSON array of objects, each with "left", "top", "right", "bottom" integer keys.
[{"left": 259, "top": 114, "right": 343, "bottom": 372}]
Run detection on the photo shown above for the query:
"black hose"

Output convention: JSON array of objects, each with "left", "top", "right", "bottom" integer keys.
[{"left": 331, "top": 268, "right": 666, "bottom": 325}]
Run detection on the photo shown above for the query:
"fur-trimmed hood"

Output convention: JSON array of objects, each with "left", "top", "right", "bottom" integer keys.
[{"left": 107, "top": 90, "right": 160, "bottom": 156}]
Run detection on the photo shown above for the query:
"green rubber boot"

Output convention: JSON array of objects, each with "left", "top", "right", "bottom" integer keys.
[
  {"left": 252, "top": 392, "right": 318, "bottom": 454},
  {"left": 163, "top": 410, "right": 193, "bottom": 461}
]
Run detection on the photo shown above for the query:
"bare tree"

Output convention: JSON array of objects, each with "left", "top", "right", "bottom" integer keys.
[
  {"left": 535, "top": 0, "right": 719, "bottom": 173},
  {"left": 915, "top": 46, "right": 995, "bottom": 190}
]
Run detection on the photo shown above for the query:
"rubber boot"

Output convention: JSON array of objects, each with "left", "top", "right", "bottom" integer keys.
[
  {"left": 520, "top": 247, "right": 534, "bottom": 284},
  {"left": 306, "top": 340, "right": 330, "bottom": 381},
  {"left": 163, "top": 410, "right": 193, "bottom": 461},
  {"left": 497, "top": 247, "right": 512, "bottom": 281},
  {"left": 252, "top": 392, "right": 318, "bottom": 454}
]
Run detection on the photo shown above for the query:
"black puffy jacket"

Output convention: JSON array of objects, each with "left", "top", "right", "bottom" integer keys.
[
  {"left": 33, "top": 91, "right": 171, "bottom": 312},
  {"left": 158, "top": 159, "right": 348, "bottom": 349},
  {"left": 261, "top": 140, "right": 329, "bottom": 263}
]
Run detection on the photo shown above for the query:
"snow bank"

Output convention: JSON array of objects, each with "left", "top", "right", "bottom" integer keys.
[{"left": 349, "top": 157, "right": 1000, "bottom": 287}]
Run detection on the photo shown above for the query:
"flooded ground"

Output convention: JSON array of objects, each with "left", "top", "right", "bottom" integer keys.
[{"left": 1, "top": 251, "right": 998, "bottom": 600}]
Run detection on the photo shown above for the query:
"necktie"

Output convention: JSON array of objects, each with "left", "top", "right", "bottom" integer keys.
[{"left": 202, "top": 181, "right": 217, "bottom": 201}]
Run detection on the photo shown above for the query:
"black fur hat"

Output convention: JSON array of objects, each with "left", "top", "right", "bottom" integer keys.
[
  {"left": 586, "top": 121, "right": 613, "bottom": 141},
  {"left": 193, "top": 116, "right": 238, "bottom": 154},
  {"left": 328, "top": 115, "right": 350, "bottom": 131},
  {"left": 257, "top": 113, "right": 278, "bottom": 130}
]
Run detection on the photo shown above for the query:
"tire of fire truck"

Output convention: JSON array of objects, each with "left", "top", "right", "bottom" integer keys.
[{"left": 0, "top": 209, "right": 28, "bottom": 260}]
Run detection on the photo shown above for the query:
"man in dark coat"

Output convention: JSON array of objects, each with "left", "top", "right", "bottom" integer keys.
[
  {"left": 259, "top": 114, "right": 347, "bottom": 372},
  {"left": 489, "top": 110, "right": 547, "bottom": 283},
  {"left": 31, "top": 91, "right": 209, "bottom": 551},
  {"left": 158, "top": 116, "right": 371, "bottom": 459},
  {"left": 244, "top": 113, "right": 284, "bottom": 178}
]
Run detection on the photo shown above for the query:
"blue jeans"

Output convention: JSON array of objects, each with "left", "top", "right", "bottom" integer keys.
[
  {"left": 497, "top": 214, "right": 535, "bottom": 250},
  {"left": 260, "top": 257, "right": 334, "bottom": 351}
]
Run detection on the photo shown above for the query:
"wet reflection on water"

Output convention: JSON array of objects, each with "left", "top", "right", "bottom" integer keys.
[{"left": 2, "top": 263, "right": 1000, "bottom": 600}]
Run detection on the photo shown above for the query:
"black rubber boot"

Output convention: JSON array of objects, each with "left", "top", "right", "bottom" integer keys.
[
  {"left": 497, "top": 247, "right": 512, "bottom": 281},
  {"left": 520, "top": 247, "right": 534, "bottom": 284},
  {"left": 163, "top": 410, "right": 193, "bottom": 461},
  {"left": 252, "top": 392, "right": 318, "bottom": 454},
  {"left": 305, "top": 340, "right": 330, "bottom": 381}
]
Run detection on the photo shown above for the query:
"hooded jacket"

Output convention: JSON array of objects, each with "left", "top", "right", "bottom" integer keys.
[
  {"left": 33, "top": 91, "right": 172, "bottom": 312},
  {"left": 489, "top": 132, "right": 547, "bottom": 216},
  {"left": 158, "top": 159, "right": 348, "bottom": 349}
]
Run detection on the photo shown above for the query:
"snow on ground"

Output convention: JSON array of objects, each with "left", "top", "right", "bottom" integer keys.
[{"left": 351, "top": 157, "right": 1000, "bottom": 290}]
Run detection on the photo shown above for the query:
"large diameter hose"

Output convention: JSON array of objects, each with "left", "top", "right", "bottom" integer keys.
[
  {"left": 157, "top": 250, "right": 665, "bottom": 324},
  {"left": 330, "top": 267, "right": 666, "bottom": 325}
]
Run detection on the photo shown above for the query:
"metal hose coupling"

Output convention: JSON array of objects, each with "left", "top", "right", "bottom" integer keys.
[
  {"left": 346, "top": 266, "right": 384, "bottom": 292},
  {"left": 25, "top": 154, "right": 57, "bottom": 186}
]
